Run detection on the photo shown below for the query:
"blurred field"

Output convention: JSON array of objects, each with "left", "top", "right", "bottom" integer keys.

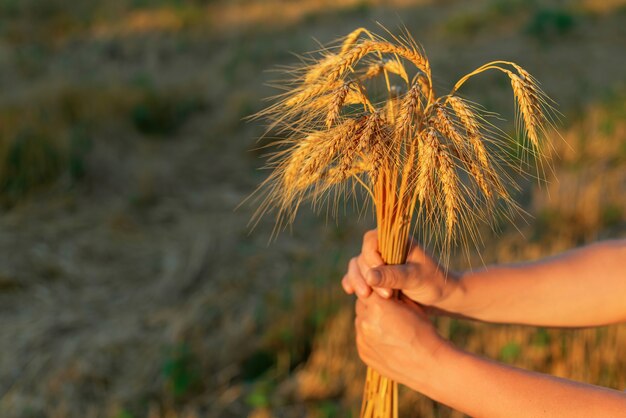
[{"left": 0, "top": 0, "right": 624, "bottom": 417}]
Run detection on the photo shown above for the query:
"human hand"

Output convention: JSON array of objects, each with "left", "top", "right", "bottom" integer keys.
[
  {"left": 341, "top": 230, "right": 461, "bottom": 310},
  {"left": 354, "top": 292, "right": 450, "bottom": 390},
  {"left": 356, "top": 282, "right": 626, "bottom": 418}
]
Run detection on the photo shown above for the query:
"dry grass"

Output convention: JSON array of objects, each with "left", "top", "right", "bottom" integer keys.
[{"left": 253, "top": 27, "right": 557, "bottom": 417}]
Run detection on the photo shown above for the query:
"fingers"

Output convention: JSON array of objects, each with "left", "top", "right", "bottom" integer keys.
[
  {"left": 347, "top": 257, "right": 371, "bottom": 298},
  {"left": 360, "top": 230, "right": 392, "bottom": 298},
  {"left": 341, "top": 274, "right": 354, "bottom": 294},
  {"left": 373, "top": 287, "right": 393, "bottom": 299},
  {"left": 342, "top": 229, "right": 409, "bottom": 299},
  {"left": 366, "top": 263, "right": 419, "bottom": 290},
  {"left": 362, "top": 230, "right": 384, "bottom": 268},
  {"left": 357, "top": 253, "right": 392, "bottom": 299}
]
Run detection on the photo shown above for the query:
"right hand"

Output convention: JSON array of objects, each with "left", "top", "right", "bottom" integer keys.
[{"left": 341, "top": 229, "right": 460, "bottom": 310}]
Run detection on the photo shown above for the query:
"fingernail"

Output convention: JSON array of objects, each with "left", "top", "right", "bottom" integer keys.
[
  {"left": 367, "top": 269, "right": 382, "bottom": 286},
  {"left": 380, "top": 288, "right": 392, "bottom": 298}
]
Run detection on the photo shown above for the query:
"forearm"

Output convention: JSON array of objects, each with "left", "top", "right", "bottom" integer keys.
[
  {"left": 445, "top": 240, "right": 626, "bottom": 326},
  {"left": 413, "top": 344, "right": 626, "bottom": 418}
]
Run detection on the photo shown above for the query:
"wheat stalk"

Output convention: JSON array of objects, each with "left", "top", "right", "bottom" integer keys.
[{"left": 250, "top": 28, "right": 556, "bottom": 418}]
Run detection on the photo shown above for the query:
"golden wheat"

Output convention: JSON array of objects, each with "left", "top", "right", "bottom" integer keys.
[
  {"left": 415, "top": 128, "right": 438, "bottom": 205},
  {"left": 511, "top": 73, "right": 541, "bottom": 151},
  {"left": 437, "top": 146, "right": 459, "bottom": 237},
  {"left": 326, "top": 83, "right": 351, "bottom": 128},
  {"left": 251, "top": 28, "right": 556, "bottom": 418}
]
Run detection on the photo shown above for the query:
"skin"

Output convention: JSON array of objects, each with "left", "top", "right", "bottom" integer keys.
[{"left": 344, "top": 230, "right": 626, "bottom": 417}]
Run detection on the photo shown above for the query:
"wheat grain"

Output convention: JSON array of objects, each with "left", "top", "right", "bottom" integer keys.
[
  {"left": 434, "top": 105, "right": 470, "bottom": 158},
  {"left": 304, "top": 54, "right": 340, "bottom": 83},
  {"left": 437, "top": 146, "right": 459, "bottom": 237},
  {"left": 383, "top": 58, "right": 409, "bottom": 84},
  {"left": 341, "top": 27, "right": 371, "bottom": 54},
  {"left": 285, "top": 80, "right": 343, "bottom": 108},
  {"left": 416, "top": 128, "right": 438, "bottom": 205},
  {"left": 363, "top": 62, "right": 384, "bottom": 79},
  {"left": 328, "top": 40, "right": 431, "bottom": 84},
  {"left": 252, "top": 28, "right": 556, "bottom": 418},
  {"left": 326, "top": 83, "right": 350, "bottom": 128},
  {"left": 447, "top": 96, "right": 480, "bottom": 136},
  {"left": 396, "top": 83, "right": 421, "bottom": 135},
  {"left": 510, "top": 74, "right": 541, "bottom": 151},
  {"left": 414, "top": 73, "right": 430, "bottom": 100}
]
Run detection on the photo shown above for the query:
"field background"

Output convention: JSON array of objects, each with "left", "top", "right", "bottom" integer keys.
[{"left": 0, "top": 0, "right": 625, "bottom": 417}]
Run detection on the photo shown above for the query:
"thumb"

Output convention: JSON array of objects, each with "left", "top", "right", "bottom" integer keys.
[{"left": 365, "top": 264, "right": 416, "bottom": 290}]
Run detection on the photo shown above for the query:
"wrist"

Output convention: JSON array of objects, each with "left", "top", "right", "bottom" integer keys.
[
  {"left": 404, "top": 335, "right": 460, "bottom": 395},
  {"left": 436, "top": 270, "right": 471, "bottom": 316},
  {"left": 412, "top": 340, "right": 471, "bottom": 407}
]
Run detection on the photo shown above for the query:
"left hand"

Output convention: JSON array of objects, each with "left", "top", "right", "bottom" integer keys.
[
  {"left": 341, "top": 230, "right": 461, "bottom": 311},
  {"left": 354, "top": 293, "right": 449, "bottom": 390}
]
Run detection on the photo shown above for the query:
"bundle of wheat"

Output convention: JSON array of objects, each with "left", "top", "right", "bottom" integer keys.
[{"left": 251, "top": 27, "right": 556, "bottom": 418}]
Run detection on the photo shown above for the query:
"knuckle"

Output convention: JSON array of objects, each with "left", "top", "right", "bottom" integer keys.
[
  {"left": 341, "top": 276, "right": 352, "bottom": 291},
  {"left": 356, "top": 254, "right": 367, "bottom": 270},
  {"left": 363, "top": 251, "right": 378, "bottom": 268},
  {"left": 349, "top": 258, "right": 359, "bottom": 273}
]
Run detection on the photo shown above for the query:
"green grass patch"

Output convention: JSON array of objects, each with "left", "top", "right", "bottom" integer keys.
[
  {"left": 525, "top": 7, "right": 577, "bottom": 41},
  {"left": 601, "top": 204, "right": 623, "bottom": 229},
  {"left": 0, "top": 129, "right": 63, "bottom": 205},
  {"left": 448, "top": 318, "right": 474, "bottom": 345},
  {"left": 242, "top": 349, "right": 276, "bottom": 381},
  {"left": 245, "top": 378, "right": 275, "bottom": 409},
  {"left": 161, "top": 342, "right": 202, "bottom": 400},
  {"left": 443, "top": 0, "right": 529, "bottom": 37},
  {"left": 531, "top": 328, "right": 551, "bottom": 347},
  {"left": 499, "top": 341, "right": 522, "bottom": 362},
  {"left": 112, "top": 410, "right": 136, "bottom": 418},
  {"left": 131, "top": 89, "right": 205, "bottom": 137},
  {"left": 0, "top": 104, "right": 93, "bottom": 206}
]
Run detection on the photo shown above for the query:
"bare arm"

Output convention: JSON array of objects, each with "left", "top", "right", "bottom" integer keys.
[
  {"left": 446, "top": 240, "right": 626, "bottom": 326},
  {"left": 344, "top": 231, "right": 626, "bottom": 327},
  {"left": 355, "top": 293, "right": 626, "bottom": 418},
  {"left": 423, "top": 343, "right": 626, "bottom": 418}
]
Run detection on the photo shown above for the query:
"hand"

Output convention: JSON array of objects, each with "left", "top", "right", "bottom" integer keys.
[
  {"left": 356, "top": 287, "right": 626, "bottom": 418},
  {"left": 354, "top": 293, "right": 449, "bottom": 390},
  {"left": 342, "top": 230, "right": 461, "bottom": 309}
]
